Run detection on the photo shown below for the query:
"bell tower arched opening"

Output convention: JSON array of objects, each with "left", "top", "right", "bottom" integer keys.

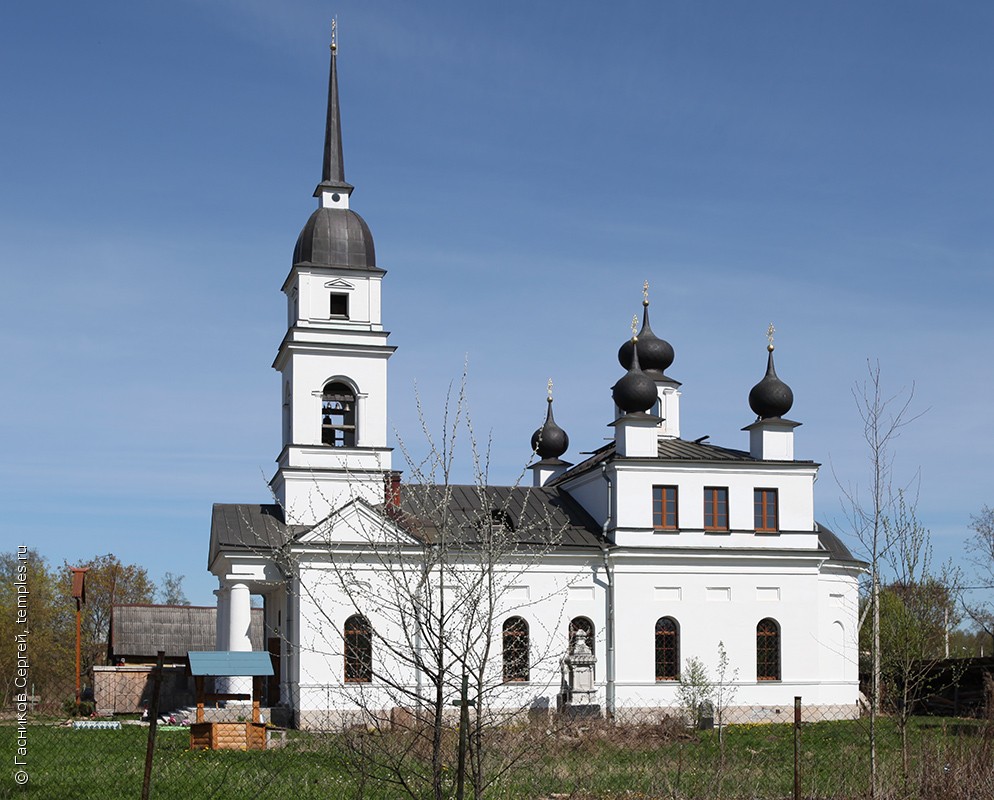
[{"left": 321, "top": 381, "right": 357, "bottom": 447}]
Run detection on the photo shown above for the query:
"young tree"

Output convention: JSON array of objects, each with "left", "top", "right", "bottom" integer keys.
[
  {"left": 876, "top": 492, "right": 960, "bottom": 780},
  {"left": 675, "top": 642, "right": 737, "bottom": 746},
  {"left": 835, "top": 360, "right": 923, "bottom": 799},
  {"left": 712, "top": 640, "right": 739, "bottom": 746},
  {"left": 676, "top": 656, "right": 713, "bottom": 729}
]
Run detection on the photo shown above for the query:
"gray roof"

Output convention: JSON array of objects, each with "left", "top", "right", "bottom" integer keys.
[
  {"left": 110, "top": 604, "right": 264, "bottom": 660},
  {"left": 209, "top": 503, "right": 299, "bottom": 565},
  {"left": 393, "top": 484, "right": 606, "bottom": 550},
  {"left": 293, "top": 206, "right": 379, "bottom": 271},
  {"left": 210, "top": 489, "right": 852, "bottom": 563},
  {"left": 816, "top": 524, "right": 864, "bottom": 565},
  {"left": 554, "top": 437, "right": 818, "bottom": 485}
]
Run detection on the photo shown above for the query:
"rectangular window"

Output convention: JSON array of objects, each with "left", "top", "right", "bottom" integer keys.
[
  {"left": 754, "top": 488, "right": 779, "bottom": 532},
  {"left": 704, "top": 487, "right": 729, "bottom": 531},
  {"left": 652, "top": 486, "right": 678, "bottom": 530},
  {"left": 330, "top": 293, "right": 349, "bottom": 318}
]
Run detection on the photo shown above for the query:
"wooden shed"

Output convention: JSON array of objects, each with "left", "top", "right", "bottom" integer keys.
[
  {"left": 187, "top": 651, "right": 274, "bottom": 751},
  {"left": 109, "top": 604, "right": 264, "bottom": 665}
]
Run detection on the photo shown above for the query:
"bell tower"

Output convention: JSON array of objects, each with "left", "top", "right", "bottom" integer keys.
[{"left": 271, "top": 30, "right": 395, "bottom": 525}]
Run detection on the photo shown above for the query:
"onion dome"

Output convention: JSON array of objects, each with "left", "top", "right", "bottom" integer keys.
[
  {"left": 531, "top": 385, "right": 569, "bottom": 459},
  {"left": 613, "top": 332, "right": 659, "bottom": 414},
  {"left": 749, "top": 341, "right": 794, "bottom": 419},
  {"left": 618, "top": 283, "right": 674, "bottom": 376}
]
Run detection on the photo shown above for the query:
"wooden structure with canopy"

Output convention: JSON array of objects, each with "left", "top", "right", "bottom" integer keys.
[{"left": 186, "top": 651, "right": 274, "bottom": 750}]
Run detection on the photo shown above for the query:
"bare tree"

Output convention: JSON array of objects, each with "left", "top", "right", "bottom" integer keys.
[
  {"left": 272, "top": 380, "right": 578, "bottom": 800},
  {"left": 158, "top": 571, "right": 189, "bottom": 605},
  {"left": 877, "top": 491, "right": 960, "bottom": 782},
  {"left": 835, "top": 360, "right": 923, "bottom": 799},
  {"left": 965, "top": 505, "right": 994, "bottom": 651}
]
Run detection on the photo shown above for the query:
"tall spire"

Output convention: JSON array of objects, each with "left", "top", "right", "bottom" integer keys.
[{"left": 318, "top": 19, "right": 353, "bottom": 194}]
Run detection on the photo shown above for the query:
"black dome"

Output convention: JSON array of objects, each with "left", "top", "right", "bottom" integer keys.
[
  {"left": 531, "top": 398, "right": 569, "bottom": 459},
  {"left": 293, "top": 207, "right": 377, "bottom": 269},
  {"left": 749, "top": 348, "right": 794, "bottom": 419},
  {"left": 618, "top": 304, "right": 674, "bottom": 375},
  {"left": 612, "top": 340, "right": 659, "bottom": 414}
]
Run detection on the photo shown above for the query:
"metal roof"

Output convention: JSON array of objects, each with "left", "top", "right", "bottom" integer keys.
[
  {"left": 188, "top": 651, "right": 274, "bottom": 677},
  {"left": 553, "top": 437, "right": 818, "bottom": 485},
  {"left": 110, "top": 604, "right": 263, "bottom": 660},
  {"left": 209, "top": 503, "right": 300, "bottom": 565},
  {"left": 816, "top": 523, "right": 864, "bottom": 565},
  {"left": 393, "top": 484, "right": 606, "bottom": 551},
  {"left": 293, "top": 207, "right": 379, "bottom": 271}
]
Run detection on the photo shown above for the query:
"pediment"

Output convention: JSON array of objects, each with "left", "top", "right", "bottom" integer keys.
[
  {"left": 295, "top": 498, "right": 416, "bottom": 546},
  {"left": 323, "top": 278, "right": 356, "bottom": 291}
]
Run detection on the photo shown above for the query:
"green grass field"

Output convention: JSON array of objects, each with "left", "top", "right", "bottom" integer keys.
[{"left": 2, "top": 717, "right": 990, "bottom": 799}]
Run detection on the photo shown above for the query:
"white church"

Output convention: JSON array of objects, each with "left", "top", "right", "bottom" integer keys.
[{"left": 207, "top": 40, "right": 863, "bottom": 729}]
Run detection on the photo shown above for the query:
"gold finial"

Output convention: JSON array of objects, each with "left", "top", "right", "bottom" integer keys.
[
  {"left": 330, "top": 17, "right": 338, "bottom": 52},
  {"left": 547, "top": 378, "right": 554, "bottom": 402},
  {"left": 766, "top": 322, "right": 776, "bottom": 352},
  {"left": 642, "top": 280, "right": 650, "bottom": 307},
  {"left": 631, "top": 314, "right": 639, "bottom": 341}
]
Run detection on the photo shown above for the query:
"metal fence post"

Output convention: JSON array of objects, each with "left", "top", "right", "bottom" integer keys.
[
  {"left": 141, "top": 651, "right": 165, "bottom": 800},
  {"left": 793, "top": 696, "right": 802, "bottom": 800}
]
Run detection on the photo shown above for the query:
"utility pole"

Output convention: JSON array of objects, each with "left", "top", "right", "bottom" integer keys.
[{"left": 69, "top": 567, "right": 89, "bottom": 710}]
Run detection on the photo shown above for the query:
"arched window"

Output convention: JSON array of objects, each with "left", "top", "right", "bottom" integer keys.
[
  {"left": 757, "top": 618, "right": 781, "bottom": 681},
  {"left": 502, "top": 617, "right": 529, "bottom": 682},
  {"left": 321, "top": 382, "right": 356, "bottom": 447},
  {"left": 655, "top": 617, "right": 680, "bottom": 681},
  {"left": 344, "top": 614, "right": 372, "bottom": 682},
  {"left": 569, "top": 616, "right": 595, "bottom": 656}
]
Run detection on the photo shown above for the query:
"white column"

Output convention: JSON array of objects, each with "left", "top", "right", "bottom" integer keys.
[
  {"left": 213, "top": 585, "right": 231, "bottom": 697},
  {"left": 214, "top": 586, "right": 230, "bottom": 651},
  {"left": 226, "top": 582, "right": 253, "bottom": 703},
  {"left": 227, "top": 583, "right": 252, "bottom": 652}
]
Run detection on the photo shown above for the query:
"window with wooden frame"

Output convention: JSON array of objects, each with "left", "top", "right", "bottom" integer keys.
[
  {"left": 343, "top": 614, "right": 372, "bottom": 682},
  {"left": 756, "top": 618, "right": 781, "bottom": 681},
  {"left": 502, "top": 617, "right": 529, "bottom": 682},
  {"left": 652, "top": 485, "right": 679, "bottom": 530},
  {"left": 754, "top": 488, "right": 779, "bottom": 532},
  {"left": 654, "top": 617, "right": 680, "bottom": 681},
  {"left": 704, "top": 487, "right": 729, "bottom": 531}
]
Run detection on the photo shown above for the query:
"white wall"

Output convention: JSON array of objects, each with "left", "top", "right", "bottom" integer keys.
[{"left": 278, "top": 539, "right": 860, "bottom": 725}]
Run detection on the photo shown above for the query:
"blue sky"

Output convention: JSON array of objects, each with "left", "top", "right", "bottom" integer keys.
[{"left": 2, "top": 2, "right": 992, "bottom": 607}]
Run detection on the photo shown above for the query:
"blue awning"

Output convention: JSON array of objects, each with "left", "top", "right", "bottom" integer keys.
[{"left": 187, "top": 651, "right": 274, "bottom": 677}]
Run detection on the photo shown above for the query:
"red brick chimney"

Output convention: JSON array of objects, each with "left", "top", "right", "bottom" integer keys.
[{"left": 384, "top": 470, "right": 402, "bottom": 512}]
